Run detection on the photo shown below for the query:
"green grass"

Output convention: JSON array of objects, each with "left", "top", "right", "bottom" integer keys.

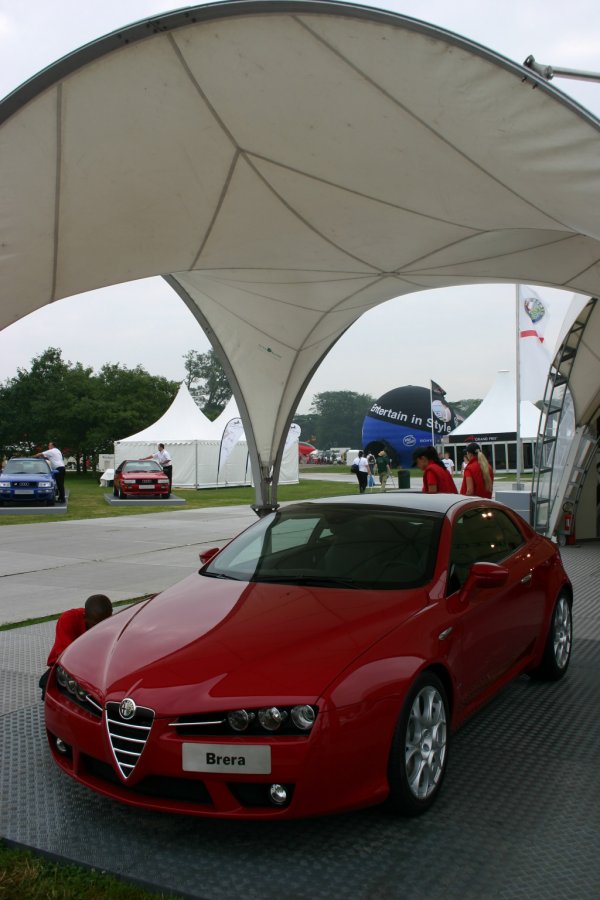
[
  {"left": 0, "top": 472, "right": 359, "bottom": 526},
  {"left": 0, "top": 839, "right": 181, "bottom": 900},
  {"left": 0, "top": 596, "right": 149, "bottom": 632}
]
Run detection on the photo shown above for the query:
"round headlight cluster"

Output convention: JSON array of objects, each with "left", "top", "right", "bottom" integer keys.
[
  {"left": 225, "top": 704, "right": 317, "bottom": 733},
  {"left": 55, "top": 665, "right": 87, "bottom": 702}
]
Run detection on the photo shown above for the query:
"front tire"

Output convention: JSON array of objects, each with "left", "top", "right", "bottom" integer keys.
[
  {"left": 531, "top": 592, "right": 572, "bottom": 681},
  {"left": 388, "top": 672, "right": 449, "bottom": 816}
]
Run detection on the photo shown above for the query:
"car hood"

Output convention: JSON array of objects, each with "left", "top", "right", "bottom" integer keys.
[{"left": 60, "top": 573, "right": 426, "bottom": 714}]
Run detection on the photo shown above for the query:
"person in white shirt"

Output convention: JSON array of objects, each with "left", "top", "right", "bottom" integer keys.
[
  {"left": 143, "top": 443, "right": 173, "bottom": 495},
  {"left": 351, "top": 450, "right": 369, "bottom": 494},
  {"left": 442, "top": 451, "right": 455, "bottom": 476},
  {"left": 35, "top": 441, "right": 66, "bottom": 503}
]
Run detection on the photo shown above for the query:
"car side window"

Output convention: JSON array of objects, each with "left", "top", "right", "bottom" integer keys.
[{"left": 447, "top": 507, "right": 525, "bottom": 593}]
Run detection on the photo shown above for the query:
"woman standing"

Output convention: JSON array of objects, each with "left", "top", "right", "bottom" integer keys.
[
  {"left": 460, "top": 442, "right": 494, "bottom": 498},
  {"left": 413, "top": 446, "right": 457, "bottom": 494}
]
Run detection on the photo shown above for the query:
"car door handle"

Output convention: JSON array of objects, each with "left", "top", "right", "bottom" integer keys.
[{"left": 521, "top": 573, "right": 532, "bottom": 584}]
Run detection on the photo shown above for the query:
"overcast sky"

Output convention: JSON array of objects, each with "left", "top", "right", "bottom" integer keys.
[{"left": 0, "top": 0, "right": 599, "bottom": 411}]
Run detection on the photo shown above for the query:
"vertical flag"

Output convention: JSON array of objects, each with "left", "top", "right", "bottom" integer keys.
[
  {"left": 518, "top": 285, "right": 551, "bottom": 401},
  {"left": 284, "top": 423, "right": 301, "bottom": 449},
  {"left": 217, "top": 417, "right": 244, "bottom": 477},
  {"left": 430, "top": 381, "right": 453, "bottom": 443}
]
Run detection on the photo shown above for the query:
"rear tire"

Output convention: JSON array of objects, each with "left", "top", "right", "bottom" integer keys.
[
  {"left": 530, "top": 592, "right": 572, "bottom": 681},
  {"left": 387, "top": 672, "right": 449, "bottom": 816}
]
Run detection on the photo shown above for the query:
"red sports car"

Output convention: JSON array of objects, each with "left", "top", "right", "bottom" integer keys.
[
  {"left": 113, "top": 460, "right": 170, "bottom": 498},
  {"left": 45, "top": 493, "right": 572, "bottom": 819}
]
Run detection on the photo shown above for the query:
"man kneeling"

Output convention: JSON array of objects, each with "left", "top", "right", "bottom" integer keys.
[{"left": 39, "top": 594, "right": 113, "bottom": 700}]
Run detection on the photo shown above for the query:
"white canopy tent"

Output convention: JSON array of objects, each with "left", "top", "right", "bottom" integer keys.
[
  {"left": 449, "top": 371, "right": 541, "bottom": 442},
  {"left": 1, "top": 1, "right": 600, "bottom": 511},
  {"left": 115, "top": 382, "right": 298, "bottom": 488},
  {"left": 447, "top": 370, "right": 541, "bottom": 471}
]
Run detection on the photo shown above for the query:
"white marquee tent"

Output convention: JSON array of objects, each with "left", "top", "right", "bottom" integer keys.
[
  {"left": 115, "top": 383, "right": 299, "bottom": 488},
  {"left": 1, "top": 1, "right": 600, "bottom": 511},
  {"left": 447, "top": 370, "right": 541, "bottom": 471}
]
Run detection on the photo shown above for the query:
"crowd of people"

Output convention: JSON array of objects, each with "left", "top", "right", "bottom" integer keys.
[{"left": 351, "top": 441, "right": 494, "bottom": 498}]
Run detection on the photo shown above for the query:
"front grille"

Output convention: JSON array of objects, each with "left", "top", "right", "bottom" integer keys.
[
  {"left": 15, "top": 481, "right": 34, "bottom": 487},
  {"left": 82, "top": 755, "right": 212, "bottom": 804},
  {"left": 139, "top": 479, "right": 154, "bottom": 485},
  {"left": 105, "top": 702, "right": 154, "bottom": 778}
]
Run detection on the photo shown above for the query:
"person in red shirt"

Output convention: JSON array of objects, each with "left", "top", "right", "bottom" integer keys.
[
  {"left": 460, "top": 441, "right": 494, "bottom": 498},
  {"left": 39, "top": 594, "right": 112, "bottom": 699},
  {"left": 413, "top": 447, "right": 458, "bottom": 494}
]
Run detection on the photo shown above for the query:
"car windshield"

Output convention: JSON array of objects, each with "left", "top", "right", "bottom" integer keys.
[
  {"left": 204, "top": 504, "right": 442, "bottom": 589},
  {"left": 123, "top": 461, "right": 163, "bottom": 473},
  {"left": 3, "top": 459, "right": 52, "bottom": 475}
]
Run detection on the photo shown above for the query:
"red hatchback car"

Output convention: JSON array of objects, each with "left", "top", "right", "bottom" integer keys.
[
  {"left": 113, "top": 460, "right": 170, "bottom": 499},
  {"left": 45, "top": 493, "right": 572, "bottom": 820}
]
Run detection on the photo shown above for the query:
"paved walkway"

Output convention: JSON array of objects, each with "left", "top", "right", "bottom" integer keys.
[{"left": 0, "top": 505, "right": 256, "bottom": 625}]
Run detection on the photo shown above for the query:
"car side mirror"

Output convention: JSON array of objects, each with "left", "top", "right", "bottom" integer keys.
[
  {"left": 199, "top": 547, "right": 220, "bottom": 566},
  {"left": 466, "top": 561, "right": 509, "bottom": 590},
  {"left": 447, "top": 561, "right": 510, "bottom": 612}
]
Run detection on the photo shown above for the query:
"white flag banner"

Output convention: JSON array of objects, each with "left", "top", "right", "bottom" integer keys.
[
  {"left": 218, "top": 417, "right": 244, "bottom": 474},
  {"left": 519, "top": 285, "right": 551, "bottom": 402},
  {"left": 284, "top": 423, "right": 301, "bottom": 449}
]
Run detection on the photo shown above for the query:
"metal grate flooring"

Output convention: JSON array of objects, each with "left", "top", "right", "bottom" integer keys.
[{"left": 1, "top": 544, "right": 599, "bottom": 899}]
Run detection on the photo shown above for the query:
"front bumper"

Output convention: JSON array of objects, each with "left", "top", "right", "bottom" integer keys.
[
  {"left": 0, "top": 486, "right": 55, "bottom": 503},
  {"left": 44, "top": 681, "right": 393, "bottom": 819}
]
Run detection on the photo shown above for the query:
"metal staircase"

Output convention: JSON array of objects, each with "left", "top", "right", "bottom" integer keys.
[{"left": 532, "top": 299, "right": 598, "bottom": 538}]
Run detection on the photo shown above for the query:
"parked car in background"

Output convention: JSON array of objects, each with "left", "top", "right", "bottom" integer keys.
[
  {"left": 45, "top": 493, "right": 572, "bottom": 820},
  {"left": 0, "top": 457, "right": 59, "bottom": 505},
  {"left": 113, "top": 460, "right": 170, "bottom": 499}
]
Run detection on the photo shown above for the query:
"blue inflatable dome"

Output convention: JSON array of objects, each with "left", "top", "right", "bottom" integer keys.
[{"left": 362, "top": 385, "right": 459, "bottom": 468}]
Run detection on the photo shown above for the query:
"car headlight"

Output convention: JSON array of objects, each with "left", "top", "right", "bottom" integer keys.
[
  {"left": 38, "top": 481, "right": 52, "bottom": 487},
  {"left": 258, "top": 706, "right": 288, "bottom": 731},
  {"left": 0, "top": 481, "right": 10, "bottom": 488},
  {"left": 227, "top": 709, "right": 255, "bottom": 732},
  {"left": 56, "top": 665, "right": 68, "bottom": 688},
  {"left": 123, "top": 479, "right": 136, "bottom": 484},
  {"left": 291, "top": 705, "right": 316, "bottom": 730}
]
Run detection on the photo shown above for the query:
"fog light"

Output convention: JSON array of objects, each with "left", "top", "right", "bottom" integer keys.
[
  {"left": 228, "top": 709, "right": 252, "bottom": 732},
  {"left": 55, "top": 737, "right": 69, "bottom": 754},
  {"left": 258, "top": 707, "right": 287, "bottom": 731},
  {"left": 269, "top": 784, "right": 288, "bottom": 806},
  {"left": 291, "top": 705, "right": 316, "bottom": 730}
]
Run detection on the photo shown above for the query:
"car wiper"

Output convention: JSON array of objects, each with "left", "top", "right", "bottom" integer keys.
[
  {"left": 201, "top": 571, "right": 243, "bottom": 581},
  {"left": 252, "top": 574, "right": 359, "bottom": 589}
]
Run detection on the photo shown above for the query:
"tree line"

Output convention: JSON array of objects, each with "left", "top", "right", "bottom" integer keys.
[{"left": 0, "top": 346, "right": 480, "bottom": 467}]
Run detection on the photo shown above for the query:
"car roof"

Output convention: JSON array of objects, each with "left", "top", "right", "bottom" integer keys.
[{"left": 298, "top": 492, "right": 482, "bottom": 516}]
